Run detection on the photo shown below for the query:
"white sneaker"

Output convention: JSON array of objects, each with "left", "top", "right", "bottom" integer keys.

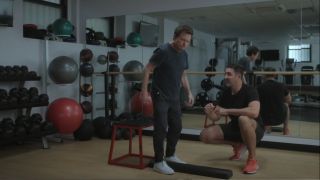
[
  {"left": 153, "top": 161, "right": 174, "bottom": 175},
  {"left": 165, "top": 155, "right": 186, "bottom": 164}
]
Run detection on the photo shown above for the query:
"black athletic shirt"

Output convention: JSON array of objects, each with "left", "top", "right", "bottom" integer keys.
[
  {"left": 257, "top": 79, "right": 289, "bottom": 121},
  {"left": 219, "top": 84, "right": 263, "bottom": 128},
  {"left": 149, "top": 43, "right": 189, "bottom": 101}
]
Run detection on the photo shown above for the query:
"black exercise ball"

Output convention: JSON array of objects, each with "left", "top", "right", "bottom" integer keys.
[
  {"left": 73, "top": 119, "right": 94, "bottom": 141},
  {"left": 195, "top": 92, "right": 210, "bottom": 107},
  {"left": 80, "top": 62, "right": 94, "bottom": 77},
  {"left": 201, "top": 78, "right": 214, "bottom": 91},
  {"left": 93, "top": 116, "right": 112, "bottom": 139},
  {"left": 48, "top": 56, "right": 78, "bottom": 84},
  {"left": 209, "top": 58, "right": 218, "bottom": 67},
  {"left": 204, "top": 66, "right": 216, "bottom": 77}
]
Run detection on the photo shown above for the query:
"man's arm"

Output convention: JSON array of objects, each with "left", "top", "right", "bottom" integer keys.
[
  {"left": 217, "top": 100, "right": 260, "bottom": 119},
  {"left": 181, "top": 70, "right": 194, "bottom": 106},
  {"left": 141, "top": 63, "right": 155, "bottom": 100}
]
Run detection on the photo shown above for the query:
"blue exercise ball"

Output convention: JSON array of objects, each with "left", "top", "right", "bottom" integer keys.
[
  {"left": 126, "top": 32, "right": 142, "bottom": 47},
  {"left": 52, "top": 18, "right": 74, "bottom": 37}
]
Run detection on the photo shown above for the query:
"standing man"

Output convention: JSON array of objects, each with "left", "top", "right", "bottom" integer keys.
[
  {"left": 238, "top": 46, "right": 260, "bottom": 85},
  {"left": 258, "top": 67, "right": 291, "bottom": 135},
  {"left": 200, "top": 64, "right": 264, "bottom": 174},
  {"left": 141, "top": 25, "right": 194, "bottom": 175}
]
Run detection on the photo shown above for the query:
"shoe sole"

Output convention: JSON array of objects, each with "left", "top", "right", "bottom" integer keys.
[
  {"left": 243, "top": 165, "right": 259, "bottom": 174},
  {"left": 153, "top": 167, "right": 175, "bottom": 175}
]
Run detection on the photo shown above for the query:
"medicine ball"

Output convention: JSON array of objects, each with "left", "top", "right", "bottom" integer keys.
[
  {"left": 107, "top": 51, "right": 119, "bottom": 63},
  {"left": 80, "top": 101, "right": 93, "bottom": 114},
  {"left": 80, "top": 63, "right": 94, "bottom": 77},
  {"left": 80, "top": 84, "right": 93, "bottom": 97},
  {"left": 108, "top": 64, "right": 120, "bottom": 73},
  {"left": 80, "top": 48, "right": 93, "bottom": 62},
  {"left": 73, "top": 119, "right": 94, "bottom": 141}
]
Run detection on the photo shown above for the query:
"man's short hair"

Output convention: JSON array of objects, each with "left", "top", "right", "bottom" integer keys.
[
  {"left": 174, "top": 25, "right": 193, "bottom": 39},
  {"left": 226, "top": 64, "right": 244, "bottom": 77},
  {"left": 246, "top": 46, "right": 260, "bottom": 56}
]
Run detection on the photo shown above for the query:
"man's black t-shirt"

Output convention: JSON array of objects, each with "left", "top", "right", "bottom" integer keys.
[
  {"left": 258, "top": 79, "right": 289, "bottom": 123},
  {"left": 219, "top": 84, "right": 263, "bottom": 128}
]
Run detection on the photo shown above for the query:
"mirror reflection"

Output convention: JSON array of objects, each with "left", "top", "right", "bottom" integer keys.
[{"left": 86, "top": 0, "right": 319, "bottom": 140}]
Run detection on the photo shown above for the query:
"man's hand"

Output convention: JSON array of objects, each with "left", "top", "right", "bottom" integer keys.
[
  {"left": 204, "top": 103, "right": 216, "bottom": 114},
  {"left": 184, "top": 92, "right": 194, "bottom": 107},
  {"left": 214, "top": 106, "right": 228, "bottom": 116}
]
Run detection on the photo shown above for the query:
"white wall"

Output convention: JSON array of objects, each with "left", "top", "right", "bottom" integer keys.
[{"left": 255, "top": 35, "right": 320, "bottom": 85}]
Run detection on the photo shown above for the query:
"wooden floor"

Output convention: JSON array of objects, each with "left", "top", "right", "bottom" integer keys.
[{"left": 0, "top": 136, "right": 319, "bottom": 179}]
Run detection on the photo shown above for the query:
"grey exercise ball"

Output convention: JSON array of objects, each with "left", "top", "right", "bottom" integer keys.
[
  {"left": 97, "top": 55, "right": 107, "bottom": 65},
  {"left": 122, "top": 60, "right": 144, "bottom": 81},
  {"left": 48, "top": 56, "right": 79, "bottom": 84}
]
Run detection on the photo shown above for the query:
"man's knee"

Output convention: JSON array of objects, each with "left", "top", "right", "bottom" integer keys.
[
  {"left": 200, "top": 126, "right": 223, "bottom": 144},
  {"left": 239, "top": 116, "right": 256, "bottom": 129}
]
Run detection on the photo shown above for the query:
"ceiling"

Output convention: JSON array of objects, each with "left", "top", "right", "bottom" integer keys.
[{"left": 146, "top": 0, "right": 319, "bottom": 42}]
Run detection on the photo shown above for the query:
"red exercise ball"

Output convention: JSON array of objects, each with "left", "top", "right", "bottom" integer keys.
[
  {"left": 131, "top": 91, "right": 153, "bottom": 117},
  {"left": 47, "top": 98, "right": 83, "bottom": 134}
]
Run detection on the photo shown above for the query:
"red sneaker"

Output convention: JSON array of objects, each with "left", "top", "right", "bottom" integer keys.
[
  {"left": 243, "top": 159, "right": 259, "bottom": 174},
  {"left": 229, "top": 144, "right": 247, "bottom": 160}
]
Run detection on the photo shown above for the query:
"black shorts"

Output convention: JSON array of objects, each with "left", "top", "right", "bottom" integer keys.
[
  {"left": 263, "top": 103, "right": 288, "bottom": 126},
  {"left": 220, "top": 121, "right": 265, "bottom": 143}
]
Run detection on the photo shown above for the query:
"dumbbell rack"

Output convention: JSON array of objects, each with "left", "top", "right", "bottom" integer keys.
[{"left": 0, "top": 75, "right": 52, "bottom": 148}]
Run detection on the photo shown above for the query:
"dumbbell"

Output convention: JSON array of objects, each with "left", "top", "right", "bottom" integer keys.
[
  {"left": 41, "top": 121, "right": 56, "bottom": 133},
  {"left": 26, "top": 113, "right": 42, "bottom": 135},
  {"left": 20, "top": 66, "right": 29, "bottom": 76},
  {"left": 0, "top": 65, "right": 6, "bottom": 78},
  {"left": 19, "top": 88, "right": 30, "bottom": 104},
  {"left": 39, "top": 94, "right": 49, "bottom": 103},
  {"left": 0, "top": 89, "right": 8, "bottom": 98},
  {"left": 12, "top": 65, "right": 23, "bottom": 78},
  {"left": 28, "top": 87, "right": 39, "bottom": 96},
  {"left": 1, "top": 118, "right": 15, "bottom": 138},
  {"left": 9, "top": 88, "right": 19, "bottom": 98},
  {"left": 28, "top": 87, "right": 39, "bottom": 103},
  {"left": 26, "top": 71, "right": 37, "bottom": 78},
  {"left": 5, "top": 66, "right": 15, "bottom": 79},
  {"left": 15, "top": 116, "right": 28, "bottom": 137},
  {"left": 7, "top": 96, "right": 18, "bottom": 105}
]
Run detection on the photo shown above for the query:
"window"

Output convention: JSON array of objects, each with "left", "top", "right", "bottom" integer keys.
[{"left": 287, "top": 44, "right": 311, "bottom": 63}]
